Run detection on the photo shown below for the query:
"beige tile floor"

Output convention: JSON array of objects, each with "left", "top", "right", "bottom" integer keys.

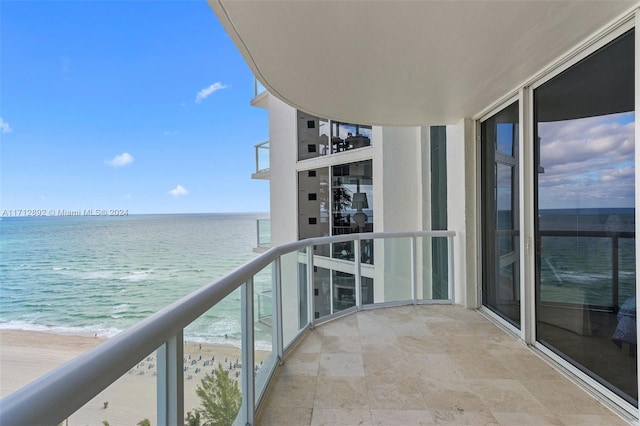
[{"left": 256, "top": 305, "right": 632, "bottom": 425}]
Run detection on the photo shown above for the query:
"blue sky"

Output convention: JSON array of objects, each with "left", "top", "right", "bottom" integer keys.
[{"left": 1, "top": 1, "right": 269, "bottom": 214}]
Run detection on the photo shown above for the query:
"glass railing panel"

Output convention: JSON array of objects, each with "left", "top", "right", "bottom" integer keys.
[
  {"left": 417, "top": 235, "right": 450, "bottom": 301},
  {"left": 314, "top": 243, "right": 330, "bottom": 258},
  {"left": 332, "top": 240, "right": 354, "bottom": 261},
  {"left": 253, "top": 263, "right": 276, "bottom": 406},
  {"left": 281, "top": 249, "right": 309, "bottom": 347},
  {"left": 256, "top": 143, "right": 270, "bottom": 173},
  {"left": 332, "top": 270, "right": 355, "bottom": 312},
  {"left": 254, "top": 78, "right": 266, "bottom": 97},
  {"left": 375, "top": 237, "right": 412, "bottom": 304},
  {"left": 184, "top": 292, "right": 242, "bottom": 425},
  {"left": 65, "top": 347, "right": 159, "bottom": 425},
  {"left": 257, "top": 219, "right": 271, "bottom": 247}
]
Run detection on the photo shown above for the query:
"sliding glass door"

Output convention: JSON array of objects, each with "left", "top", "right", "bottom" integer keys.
[
  {"left": 482, "top": 101, "right": 521, "bottom": 327},
  {"left": 534, "top": 29, "right": 636, "bottom": 405}
]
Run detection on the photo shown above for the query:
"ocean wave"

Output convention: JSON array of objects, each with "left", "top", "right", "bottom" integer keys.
[
  {"left": 111, "top": 303, "right": 130, "bottom": 314},
  {"left": 0, "top": 320, "right": 122, "bottom": 338}
]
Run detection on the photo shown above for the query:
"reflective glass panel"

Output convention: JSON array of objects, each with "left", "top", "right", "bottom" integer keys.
[{"left": 535, "top": 29, "right": 636, "bottom": 405}]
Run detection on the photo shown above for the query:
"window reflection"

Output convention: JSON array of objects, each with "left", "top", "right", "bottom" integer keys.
[{"left": 297, "top": 111, "right": 372, "bottom": 160}]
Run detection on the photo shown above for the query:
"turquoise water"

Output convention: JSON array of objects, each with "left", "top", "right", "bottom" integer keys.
[{"left": 0, "top": 214, "right": 272, "bottom": 348}]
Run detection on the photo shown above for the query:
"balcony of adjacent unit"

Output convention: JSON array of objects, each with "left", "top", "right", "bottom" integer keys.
[
  {"left": 250, "top": 77, "right": 268, "bottom": 109},
  {"left": 251, "top": 141, "right": 270, "bottom": 180},
  {"left": 1, "top": 230, "right": 634, "bottom": 426},
  {"left": 253, "top": 217, "right": 271, "bottom": 253}
]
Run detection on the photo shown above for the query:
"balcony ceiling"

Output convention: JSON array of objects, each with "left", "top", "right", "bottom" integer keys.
[{"left": 209, "top": 1, "right": 636, "bottom": 126}]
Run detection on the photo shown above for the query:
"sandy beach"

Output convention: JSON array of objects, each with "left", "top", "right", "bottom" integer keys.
[{"left": 0, "top": 330, "right": 270, "bottom": 425}]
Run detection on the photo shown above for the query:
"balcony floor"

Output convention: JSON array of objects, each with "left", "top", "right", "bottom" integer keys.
[{"left": 257, "top": 305, "right": 630, "bottom": 425}]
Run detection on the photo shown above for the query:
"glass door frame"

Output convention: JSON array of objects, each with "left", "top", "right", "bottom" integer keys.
[{"left": 479, "top": 95, "right": 523, "bottom": 331}]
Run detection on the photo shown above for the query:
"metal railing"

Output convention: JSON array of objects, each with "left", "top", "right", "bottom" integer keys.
[{"left": 0, "top": 230, "right": 455, "bottom": 426}]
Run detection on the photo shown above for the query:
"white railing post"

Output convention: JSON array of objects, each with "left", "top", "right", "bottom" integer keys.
[
  {"left": 157, "top": 330, "right": 184, "bottom": 426},
  {"left": 274, "top": 257, "right": 284, "bottom": 364},
  {"left": 354, "top": 239, "right": 362, "bottom": 310},
  {"left": 411, "top": 236, "right": 418, "bottom": 304},
  {"left": 448, "top": 235, "right": 455, "bottom": 302},
  {"left": 307, "top": 245, "right": 315, "bottom": 328},
  {"left": 241, "top": 280, "right": 255, "bottom": 425}
]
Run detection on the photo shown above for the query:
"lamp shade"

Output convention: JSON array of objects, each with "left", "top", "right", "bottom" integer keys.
[{"left": 352, "top": 192, "right": 369, "bottom": 209}]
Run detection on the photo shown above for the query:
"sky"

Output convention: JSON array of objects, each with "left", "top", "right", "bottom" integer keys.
[
  {"left": 538, "top": 112, "right": 635, "bottom": 210},
  {"left": 0, "top": 1, "right": 269, "bottom": 215}
]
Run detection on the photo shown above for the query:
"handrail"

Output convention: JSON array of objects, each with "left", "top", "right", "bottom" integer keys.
[{"left": 0, "top": 230, "right": 455, "bottom": 425}]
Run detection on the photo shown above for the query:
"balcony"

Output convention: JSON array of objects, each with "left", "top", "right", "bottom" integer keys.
[
  {"left": 251, "top": 141, "right": 270, "bottom": 180},
  {"left": 250, "top": 78, "right": 268, "bottom": 109},
  {"left": 258, "top": 305, "right": 628, "bottom": 425},
  {"left": 0, "top": 231, "right": 633, "bottom": 425},
  {"left": 253, "top": 218, "right": 271, "bottom": 253}
]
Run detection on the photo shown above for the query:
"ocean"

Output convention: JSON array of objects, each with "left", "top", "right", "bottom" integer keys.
[
  {"left": 539, "top": 208, "right": 636, "bottom": 308},
  {"left": 0, "top": 213, "right": 273, "bottom": 349}
]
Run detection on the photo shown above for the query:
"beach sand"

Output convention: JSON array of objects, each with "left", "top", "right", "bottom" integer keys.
[{"left": 0, "top": 330, "right": 271, "bottom": 425}]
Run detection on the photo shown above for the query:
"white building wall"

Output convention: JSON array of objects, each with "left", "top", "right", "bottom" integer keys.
[
  {"left": 268, "top": 97, "right": 298, "bottom": 247},
  {"left": 446, "top": 119, "right": 476, "bottom": 308}
]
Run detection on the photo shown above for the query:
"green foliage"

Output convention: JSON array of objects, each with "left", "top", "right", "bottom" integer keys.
[
  {"left": 101, "top": 422, "right": 109, "bottom": 426},
  {"left": 195, "top": 362, "right": 242, "bottom": 426},
  {"left": 136, "top": 419, "right": 151, "bottom": 426},
  {"left": 185, "top": 411, "right": 202, "bottom": 426}
]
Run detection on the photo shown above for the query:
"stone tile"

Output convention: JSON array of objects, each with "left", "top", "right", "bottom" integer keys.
[
  {"left": 491, "top": 411, "right": 564, "bottom": 425},
  {"left": 451, "top": 350, "right": 518, "bottom": 380},
  {"left": 318, "top": 353, "right": 365, "bottom": 377},
  {"left": 498, "top": 353, "right": 561, "bottom": 380},
  {"left": 314, "top": 377, "right": 369, "bottom": 409},
  {"left": 558, "top": 414, "right": 630, "bottom": 425},
  {"left": 466, "top": 379, "right": 550, "bottom": 414},
  {"left": 520, "top": 379, "right": 617, "bottom": 416},
  {"left": 430, "top": 409, "right": 499, "bottom": 425},
  {"left": 362, "top": 351, "right": 412, "bottom": 378},
  {"left": 390, "top": 320, "right": 433, "bottom": 337},
  {"left": 360, "top": 333, "right": 400, "bottom": 353},
  {"left": 366, "top": 376, "right": 427, "bottom": 410},
  {"left": 419, "top": 378, "right": 486, "bottom": 412},
  {"left": 396, "top": 335, "right": 441, "bottom": 354},
  {"left": 295, "top": 330, "right": 323, "bottom": 353},
  {"left": 265, "top": 374, "right": 316, "bottom": 408},
  {"left": 318, "top": 316, "right": 360, "bottom": 337},
  {"left": 311, "top": 408, "right": 374, "bottom": 425},
  {"left": 321, "top": 335, "right": 362, "bottom": 353},
  {"left": 405, "top": 353, "right": 465, "bottom": 381},
  {"left": 257, "top": 406, "right": 312, "bottom": 425},
  {"left": 280, "top": 351, "right": 319, "bottom": 376},
  {"left": 371, "top": 409, "right": 435, "bottom": 425}
]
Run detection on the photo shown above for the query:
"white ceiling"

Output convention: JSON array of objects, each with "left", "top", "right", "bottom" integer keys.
[{"left": 209, "top": 1, "right": 636, "bottom": 126}]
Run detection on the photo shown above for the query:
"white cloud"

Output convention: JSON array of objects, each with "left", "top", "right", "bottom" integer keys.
[
  {"left": 106, "top": 152, "right": 134, "bottom": 167},
  {"left": 164, "top": 130, "right": 178, "bottom": 137},
  {"left": 538, "top": 112, "right": 635, "bottom": 208},
  {"left": 0, "top": 117, "right": 12, "bottom": 133},
  {"left": 195, "top": 82, "right": 228, "bottom": 103},
  {"left": 169, "top": 185, "right": 188, "bottom": 196}
]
